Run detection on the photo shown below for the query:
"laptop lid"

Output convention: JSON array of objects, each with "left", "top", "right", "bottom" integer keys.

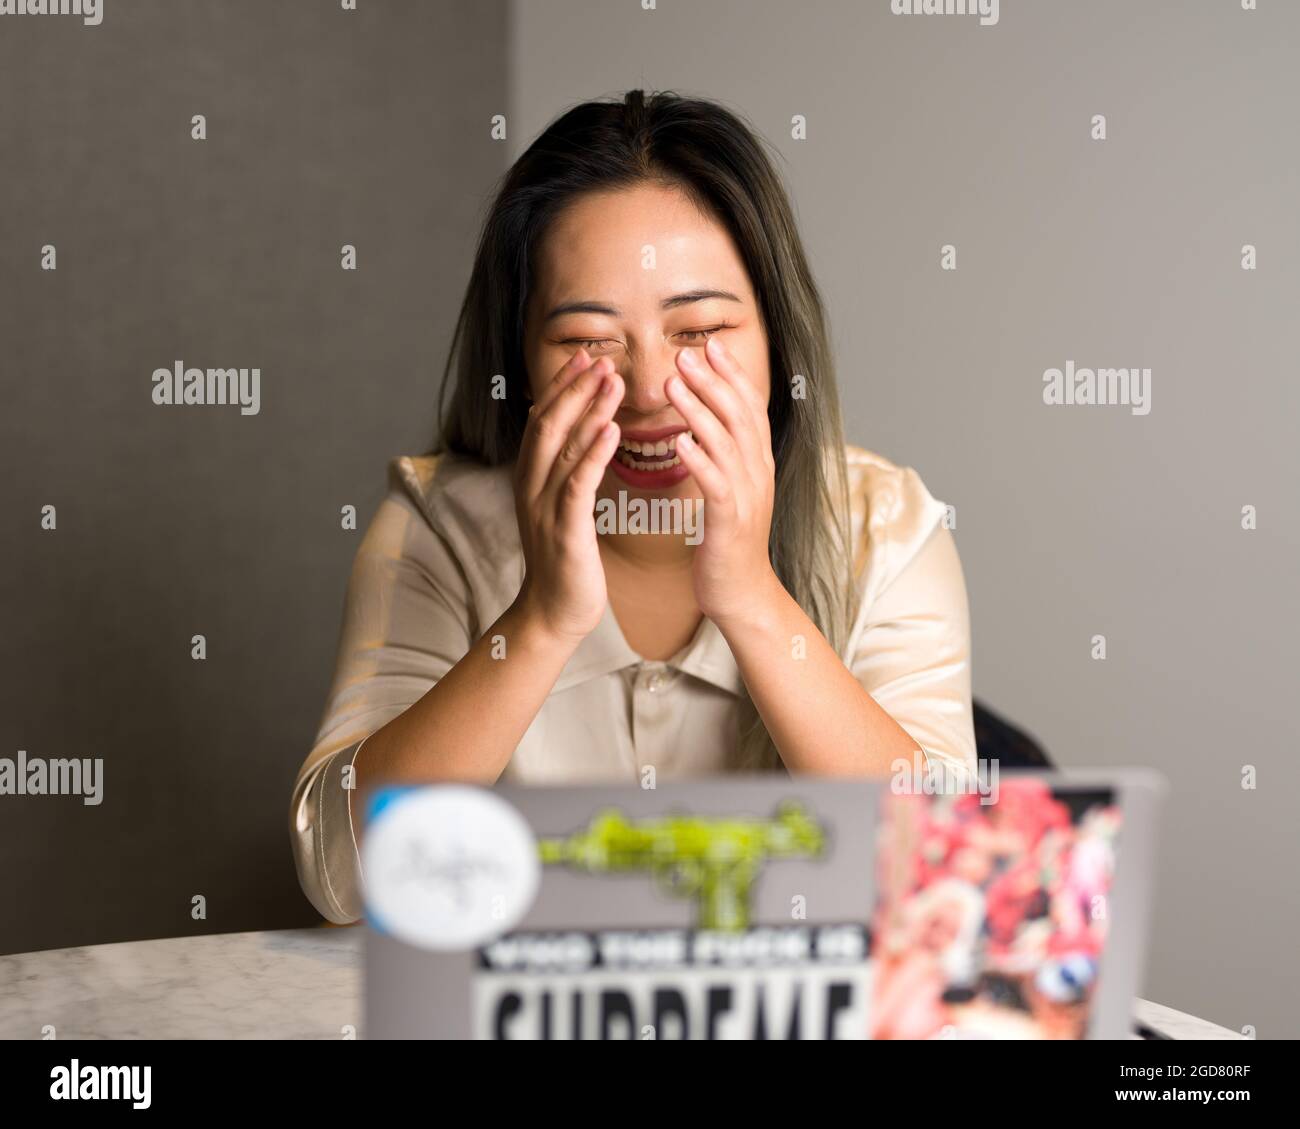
[{"left": 361, "top": 769, "right": 1162, "bottom": 1039}]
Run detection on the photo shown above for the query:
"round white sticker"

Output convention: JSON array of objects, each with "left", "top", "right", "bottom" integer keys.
[{"left": 362, "top": 786, "right": 540, "bottom": 951}]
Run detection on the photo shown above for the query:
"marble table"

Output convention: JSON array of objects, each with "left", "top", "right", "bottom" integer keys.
[{"left": 0, "top": 927, "right": 1245, "bottom": 1040}]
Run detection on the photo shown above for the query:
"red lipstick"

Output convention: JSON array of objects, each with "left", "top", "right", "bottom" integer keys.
[{"left": 606, "top": 425, "right": 692, "bottom": 490}]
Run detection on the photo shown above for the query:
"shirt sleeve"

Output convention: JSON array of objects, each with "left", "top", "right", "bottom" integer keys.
[
  {"left": 288, "top": 460, "right": 474, "bottom": 924},
  {"left": 847, "top": 468, "right": 977, "bottom": 781}
]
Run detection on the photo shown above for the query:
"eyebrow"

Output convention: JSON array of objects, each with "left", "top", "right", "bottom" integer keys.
[{"left": 542, "top": 289, "right": 743, "bottom": 323}]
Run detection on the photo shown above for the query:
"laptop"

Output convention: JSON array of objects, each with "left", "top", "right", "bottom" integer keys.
[{"left": 361, "top": 769, "right": 1164, "bottom": 1039}]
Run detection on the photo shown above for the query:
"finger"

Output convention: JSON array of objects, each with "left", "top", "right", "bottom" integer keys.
[
  {"left": 665, "top": 371, "right": 747, "bottom": 490},
  {"left": 704, "top": 335, "right": 767, "bottom": 422},
  {"left": 705, "top": 336, "right": 775, "bottom": 467},
  {"left": 517, "top": 349, "right": 595, "bottom": 478},
  {"left": 533, "top": 347, "right": 593, "bottom": 416},
  {"left": 543, "top": 372, "right": 624, "bottom": 498},
  {"left": 674, "top": 430, "right": 731, "bottom": 510},
  {"left": 557, "top": 418, "right": 622, "bottom": 527},
  {"left": 520, "top": 357, "right": 615, "bottom": 501},
  {"left": 676, "top": 346, "right": 759, "bottom": 461}
]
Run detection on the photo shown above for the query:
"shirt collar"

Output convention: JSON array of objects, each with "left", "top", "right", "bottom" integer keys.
[
  {"left": 671, "top": 615, "right": 746, "bottom": 697},
  {"left": 554, "top": 600, "right": 745, "bottom": 698}
]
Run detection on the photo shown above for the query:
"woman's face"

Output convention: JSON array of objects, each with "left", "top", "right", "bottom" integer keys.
[{"left": 523, "top": 181, "right": 770, "bottom": 499}]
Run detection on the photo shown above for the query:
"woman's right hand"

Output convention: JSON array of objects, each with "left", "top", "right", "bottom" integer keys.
[{"left": 512, "top": 348, "right": 624, "bottom": 642}]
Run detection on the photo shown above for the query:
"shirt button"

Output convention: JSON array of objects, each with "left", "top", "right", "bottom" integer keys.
[{"left": 647, "top": 673, "right": 663, "bottom": 692}]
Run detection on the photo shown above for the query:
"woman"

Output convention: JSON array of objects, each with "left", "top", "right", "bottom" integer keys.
[{"left": 290, "top": 90, "right": 976, "bottom": 924}]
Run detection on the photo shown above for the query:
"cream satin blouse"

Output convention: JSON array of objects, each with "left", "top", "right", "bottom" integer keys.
[{"left": 289, "top": 445, "right": 976, "bottom": 923}]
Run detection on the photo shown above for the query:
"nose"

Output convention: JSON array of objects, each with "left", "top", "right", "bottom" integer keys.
[{"left": 614, "top": 340, "right": 688, "bottom": 418}]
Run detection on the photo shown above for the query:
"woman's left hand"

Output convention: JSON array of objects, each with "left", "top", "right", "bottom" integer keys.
[{"left": 666, "top": 335, "right": 781, "bottom": 629}]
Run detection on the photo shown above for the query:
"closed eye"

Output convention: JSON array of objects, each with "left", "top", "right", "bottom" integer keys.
[
  {"left": 561, "top": 324, "right": 734, "bottom": 350},
  {"left": 676, "top": 324, "right": 733, "bottom": 343}
]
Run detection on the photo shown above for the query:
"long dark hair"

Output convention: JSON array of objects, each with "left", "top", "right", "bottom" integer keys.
[{"left": 434, "top": 89, "right": 855, "bottom": 771}]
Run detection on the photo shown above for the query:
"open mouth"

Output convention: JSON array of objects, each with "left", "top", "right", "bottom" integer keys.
[
  {"left": 607, "top": 428, "right": 693, "bottom": 489},
  {"left": 613, "top": 430, "right": 692, "bottom": 471}
]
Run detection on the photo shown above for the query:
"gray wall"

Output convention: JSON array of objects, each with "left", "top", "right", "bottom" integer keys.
[
  {"left": 509, "top": 0, "right": 1299, "bottom": 1037},
  {"left": 2, "top": 0, "right": 1295, "bottom": 1041},
  {"left": 0, "top": 0, "right": 508, "bottom": 951}
]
